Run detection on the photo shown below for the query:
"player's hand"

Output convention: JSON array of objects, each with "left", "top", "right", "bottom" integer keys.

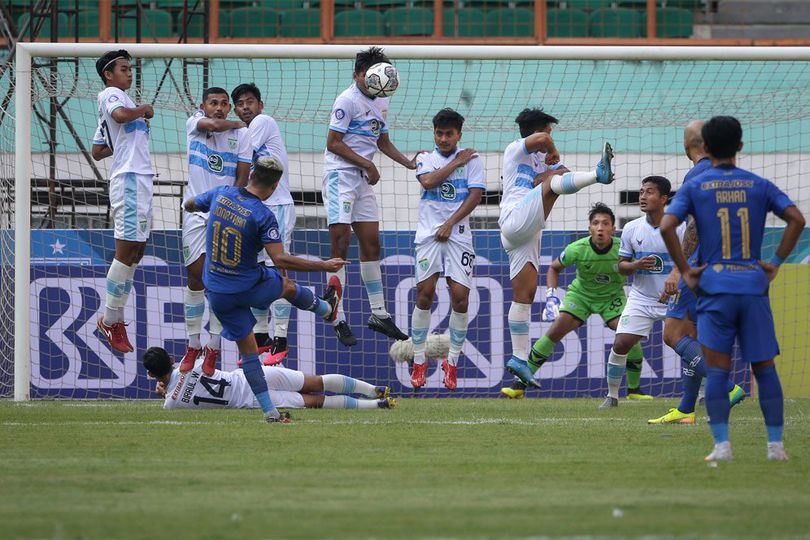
[
  {"left": 635, "top": 256, "right": 658, "bottom": 271},
  {"left": 140, "top": 104, "right": 154, "bottom": 119},
  {"left": 661, "top": 269, "right": 680, "bottom": 300},
  {"left": 322, "top": 258, "right": 350, "bottom": 272},
  {"left": 155, "top": 381, "right": 166, "bottom": 398},
  {"left": 434, "top": 222, "right": 453, "bottom": 242},
  {"left": 365, "top": 163, "right": 381, "bottom": 185},
  {"left": 545, "top": 148, "right": 561, "bottom": 166},
  {"left": 542, "top": 289, "right": 561, "bottom": 322},
  {"left": 233, "top": 120, "right": 247, "bottom": 129},
  {"left": 405, "top": 152, "right": 425, "bottom": 170},
  {"left": 454, "top": 148, "right": 479, "bottom": 166},
  {"left": 758, "top": 260, "right": 780, "bottom": 282},
  {"left": 683, "top": 264, "right": 707, "bottom": 290}
]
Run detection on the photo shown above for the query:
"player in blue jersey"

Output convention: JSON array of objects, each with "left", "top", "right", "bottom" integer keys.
[
  {"left": 649, "top": 121, "right": 744, "bottom": 424},
  {"left": 184, "top": 156, "right": 349, "bottom": 423},
  {"left": 661, "top": 116, "right": 806, "bottom": 461}
]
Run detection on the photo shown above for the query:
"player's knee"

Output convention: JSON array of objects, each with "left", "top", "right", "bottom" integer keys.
[
  {"left": 612, "top": 336, "right": 634, "bottom": 355},
  {"left": 451, "top": 296, "right": 468, "bottom": 313},
  {"left": 280, "top": 278, "right": 297, "bottom": 299}
]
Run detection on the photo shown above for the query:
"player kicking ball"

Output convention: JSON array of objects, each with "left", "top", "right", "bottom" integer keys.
[
  {"left": 409, "top": 109, "right": 484, "bottom": 390},
  {"left": 183, "top": 156, "right": 348, "bottom": 424},
  {"left": 144, "top": 347, "right": 395, "bottom": 411}
]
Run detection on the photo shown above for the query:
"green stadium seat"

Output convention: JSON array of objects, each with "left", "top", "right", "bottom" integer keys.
[
  {"left": 443, "top": 7, "right": 485, "bottom": 37},
  {"left": 384, "top": 6, "right": 433, "bottom": 36},
  {"left": 660, "top": 0, "right": 703, "bottom": 8},
  {"left": 334, "top": 9, "right": 384, "bottom": 37},
  {"left": 176, "top": 9, "right": 231, "bottom": 38},
  {"left": 256, "top": 0, "right": 305, "bottom": 8},
  {"left": 643, "top": 7, "right": 692, "bottom": 37},
  {"left": 589, "top": 7, "right": 642, "bottom": 37},
  {"left": 229, "top": 7, "right": 280, "bottom": 38},
  {"left": 558, "top": 0, "right": 612, "bottom": 10},
  {"left": 363, "top": 0, "right": 408, "bottom": 7},
  {"left": 16, "top": 12, "right": 72, "bottom": 39},
  {"left": 119, "top": 8, "right": 174, "bottom": 38},
  {"left": 280, "top": 8, "right": 321, "bottom": 38},
  {"left": 485, "top": 7, "right": 534, "bottom": 37},
  {"left": 57, "top": 0, "right": 102, "bottom": 9},
  {"left": 74, "top": 10, "right": 100, "bottom": 38},
  {"left": 547, "top": 8, "right": 588, "bottom": 37}
]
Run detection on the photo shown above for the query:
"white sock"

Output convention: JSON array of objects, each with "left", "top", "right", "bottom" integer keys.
[
  {"left": 550, "top": 171, "right": 598, "bottom": 195},
  {"left": 508, "top": 302, "right": 531, "bottom": 361},
  {"left": 411, "top": 306, "right": 431, "bottom": 365},
  {"left": 607, "top": 349, "right": 628, "bottom": 399},
  {"left": 185, "top": 287, "right": 205, "bottom": 348},
  {"left": 104, "top": 258, "right": 130, "bottom": 324},
  {"left": 328, "top": 267, "right": 346, "bottom": 325},
  {"left": 321, "top": 373, "right": 377, "bottom": 397},
  {"left": 207, "top": 312, "right": 222, "bottom": 349},
  {"left": 360, "top": 260, "right": 388, "bottom": 318},
  {"left": 322, "top": 395, "right": 378, "bottom": 409},
  {"left": 251, "top": 307, "right": 270, "bottom": 334},
  {"left": 447, "top": 310, "right": 468, "bottom": 367},
  {"left": 272, "top": 299, "right": 291, "bottom": 338}
]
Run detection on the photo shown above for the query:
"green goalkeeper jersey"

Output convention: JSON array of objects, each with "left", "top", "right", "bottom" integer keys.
[{"left": 558, "top": 236, "right": 625, "bottom": 300}]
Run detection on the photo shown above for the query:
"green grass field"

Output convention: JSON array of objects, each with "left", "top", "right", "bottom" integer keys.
[{"left": 2, "top": 397, "right": 809, "bottom": 540}]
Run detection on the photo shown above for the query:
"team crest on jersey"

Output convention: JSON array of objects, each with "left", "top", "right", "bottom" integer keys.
[
  {"left": 228, "top": 138, "right": 237, "bottom": 150},
  {"left": 455, "top": 166, "right": 465, "bottom": 176},
  {"left": 343, "top": 201, "right": 351, "bottom": 214},
  {"left": 208, "top": 154, "right": 224, "bottom": 173},
  {"left": 440, "top": 182, "right": 456, "bottom": 201},
  {"left": 139, "top": 220, "right": 147, "bottom": 232},
  {"left": 269, "top": 229, "right": 280, "bottom": 240},
  {"left": 649, "top": 254, "right": 665, "bottom": 273},
  {"left": 594, "top": 274, "right": 610, "bottom": 284},
  {"left": 418, "top": 258, "right": 429, "bottom": 273},
  {"left": 370, "top": 119, "right": 381, "bottom": 136},
  {"left": 334, "top": 108, "right": 345, "bottom": 120}
]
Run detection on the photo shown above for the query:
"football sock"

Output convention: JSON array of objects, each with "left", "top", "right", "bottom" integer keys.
[
  {"left": 123, "top": 263, "right": 138, "bottom": 318},
  {"left": 626, "top": 344, "right": 643, "bottom": 390},
  {"left": 207, "top": 312, "right": 222, "bottom": 349},
  {"left": 508, "top": 302, "right": 531, "bottom": 362},
  {"left": 706, "top": 367, "right": 731, "bottom": 444},
  {"left": 184, "top": 287, "right": 205, "bottom": 348},
  {"left": 242, "top": 353, "right": 274, "bottom": 414},
  {"left": 321, "top": 374, "right": 376, "bottom": 397},
  {"left": 360, "top": 261, "right": 388, "bottom": 318},
  {"left": 328, "top": 267, "right": 346, "bottom": 324},
  {"left": 550, "top": 171, "right": 598, "bottom": 195},
  {"left": 323, "top": 395, "right": 378, "bottom": 409},
  {"left": 411, "top": 306, "right": 430, "bottom": 366},
  {"left": 606, "top": 349, "right": 628, "bottom": 399},
  {"left": 251, "top": 308, "right": 270, "bottom": 334},
  {"left": 753, "top": 363, "right": 784, "bottom": 443},
  {"left": 104, "top": 258, "right": 130, "bottom": 324},
  {"left": 447, "top": 310, "right": 468, "bottom": 367},
  {"left": 529, "top": 335, "right": 554, "bottom": 371},
  {"left": 272, "top": 299, "right": 292, "bottom": 339},
  {"left": 290, "top": 283, "right": 330, "bottom": 318}
]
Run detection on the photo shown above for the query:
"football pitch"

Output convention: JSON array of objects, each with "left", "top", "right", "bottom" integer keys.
[{"left": 2, "top": 398, "right": 809, "bottom": 540}]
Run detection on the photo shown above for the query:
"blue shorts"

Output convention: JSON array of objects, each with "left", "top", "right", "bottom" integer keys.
[
  {"left": 207, "top": 269, "right": 284, "bottom": 342},
  {"left": 696, "top": 294, "right": 779, "bottom": 363},
  {"left": 666, "top": 282, "right": 697, "bottom": 321}
]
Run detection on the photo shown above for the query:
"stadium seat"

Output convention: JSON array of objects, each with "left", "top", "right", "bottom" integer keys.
[
  {"left": 643, "top": 7, "right": 693, "bottom": 37},
  {"left": 16, "top": 12, "right": 72, "bottom": 39},
  {"left": 74, "top": 10, "right": 100, "bottom": 38},
  {"left": 229, "top": 7, "right": 280, "bottom": 38},
  {"left": 363, "top": 0, "right": 408, "bottom": 7},
  {"left": 384, "top": 6, "right": 433, "bottom": 36},
  {"left": 334, "top": 9, "right": 384, "bottom": 37},
  {"left": 589, "top": 7, "right": 643, "bottom": 37},
  {"left": 256, "top": 0, "right": 304, "bottom": 8},
  {"left": 547, "top": 8, "right": 588, "bottom": 37},
  {"left": 119, "top": 8, "right": 174, "bottom": 38},
  {"left": 443, "top": 7, "right": 485, "bottom": 38},
  {"left": 485, "top": 8, "right": 534, "bottom": 37},
  {"left": 281, "top": 8, "right": 321, "bottom": 38},
  {"left": 176, "top": 9, "right": 231, "bottom": 38},
  {"left": 660, "top": 0, "right": 703, "bottom": 8},
  {"left": 557, "top": 0, "right": 612, "bottom": 10}
]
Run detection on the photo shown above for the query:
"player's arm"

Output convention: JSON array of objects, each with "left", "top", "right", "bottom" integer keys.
[
  {"left": 110, "top": 103, "right": 154, "bottom": 124},
  {"left": 618, "top": 256, "right": 653, "bottom": 275},
  {"left": 534, "top": 165, "right": 569, "bottom": 188},
  {"left": 326, "top": 129, "right": 375, "bottom": 170},
  {"left": 660, "top": 214, "right": 689, "bottom": 274},
  {"left": 523, "top": 132, "right": 560, "bottom": 165},
  {"left": 196, "top": 117, "right": 246, "bottom": 132},
  {"left": 377, "top": 132, "right": 419, "bottom": 170},
  {"left": 546, "top": 257, "right": 564, "bottom": 289},
  {"left": 434, "top": 187, "right": 483, "bottom": 242},
  {"left": 418, "top": 149, "right": 478, "bottom": 190},
  {"left": 92, "top": 144, "right": 113, "bottom": 161},
  {"left": 183, "top": 187, "right": 216, "bottom": 214},
  {"left": 761, "top": 205, "right": 806, "bottom": 281},
  {"left": 234, "top": 161, "right": 250, "bottom": 188},
  {"left": 264, "top": 243, "right": 347, "bottom": 272}
]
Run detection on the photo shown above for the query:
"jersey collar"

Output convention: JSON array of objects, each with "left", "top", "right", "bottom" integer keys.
[{"left": 589, "top": 237, "right": 613, "bottom": 255}]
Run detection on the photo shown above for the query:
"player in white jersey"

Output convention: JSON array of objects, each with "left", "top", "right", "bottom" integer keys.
[
  {"left": 409, "top": 109, "right": 485, "bottom": 391},
  {"left": 232, "top": 83, "right": 296, "bottom": 364},
  {"left": 599, "top": 176, "right": 686, "bottom": 408},
  {"left": 179, "top": 87, "right": 251, "bottom": 376},
  {"left": 322, "top": 47, "right": 419, "bottom": 347},
  {"left": 500, "top": 108, "right": 615, "bottom": 388},
  {"left": 143, "top": 346, "right": 396, "bottom": 411},
  {"left": 91, "top": 50, "right": 155, "bottom": 355}
]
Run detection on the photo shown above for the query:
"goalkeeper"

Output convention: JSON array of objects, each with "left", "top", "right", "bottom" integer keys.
[{"left": 501, "top": 203, "right": 649, "bottom": 399}]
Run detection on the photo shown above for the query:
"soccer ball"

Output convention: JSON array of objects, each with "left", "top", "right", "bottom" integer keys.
[{"left": 364, "top": 62, "right": 400, "bottom": 98}]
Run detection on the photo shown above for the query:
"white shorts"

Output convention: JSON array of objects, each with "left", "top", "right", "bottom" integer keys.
[
  {"left": 264, "top": 365, "right": 306, "bottom": 408},
  {"left": 499, "top": 188, "right": 546, "bottom": 280},
  {"left": 182, "top": 211, "right": 207, "bottom": 266},
  {"left": 110, "top": 173, "right": 153, "bottom": 242},
  {"left": 415, "top": 238, "right": 475, "bottom": 289},
  {"left": 322, "top": 168, "right": 379, "bottom": 225},
  {"left": 259, "top": 203, "right": 296, "bottom": 266},
  {"left": 615, "top": 298, "right": 668, "bottom": 338}
]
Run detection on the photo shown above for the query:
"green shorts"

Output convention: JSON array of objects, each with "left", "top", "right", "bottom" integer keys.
[{"left": 560, "top": 290, "right": 626, "bottom": 325}]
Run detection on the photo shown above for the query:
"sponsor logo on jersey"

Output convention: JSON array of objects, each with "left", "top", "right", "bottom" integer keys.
[
  {"left": 208, "top": 154, "right": 224, "bottom": 173},
  {"left": 440, "top": 182, "right": 456, "bottom": 201},
  {"left": 649, "top": 254, "right": 665, "bottom": 273},
  {"left": 594, "top": 274, "right": 610, "bottom": 284}
]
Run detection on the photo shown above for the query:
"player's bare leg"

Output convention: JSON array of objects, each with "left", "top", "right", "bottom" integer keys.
[
  {"left": 298, "top": 374, "right": 393, "bottom": 408},
  {"left": 328, "top": 223, "right": 357, "bottom": 346},
  {"left": 98, "top": 239, "right": 144, "bottom": 353}
]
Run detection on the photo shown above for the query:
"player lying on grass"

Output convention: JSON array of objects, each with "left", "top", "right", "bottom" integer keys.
[{"left": 144, "top": 346, "right": 395, "bottom": 411}]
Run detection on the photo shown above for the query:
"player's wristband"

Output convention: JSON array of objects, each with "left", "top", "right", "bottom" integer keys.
[{"left": 769, "top": 254, "right": 785, "bottom": 267}]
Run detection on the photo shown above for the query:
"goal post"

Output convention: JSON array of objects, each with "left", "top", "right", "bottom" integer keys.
[{"left": 8, "top": 43, "right": 810, "bottom": 401}]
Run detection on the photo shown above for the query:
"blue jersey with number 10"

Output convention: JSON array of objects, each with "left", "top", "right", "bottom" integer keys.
[
  {"left": 667, "top": 164, "right": 794, "bottom": 296},
  {"left": 194, "top": 185, "right": 281, "bottom": 294}
]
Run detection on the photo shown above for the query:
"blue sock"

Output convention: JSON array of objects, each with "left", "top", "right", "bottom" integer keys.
[
  {"left": 753, "top": 363, "right": 784, "bottom": 443},
  {"left": 673, "top": 336, "right": 705, "bottom": 414},
  {"left": 677, "top": 368, "right": 702, "bottom": 414},
  {"left": 242, "top": 353, "right": 274, "bottom": 414},
  {"left": 706, "top": 367, "right": 731, "bottom": 444},
  {"left": 290, "top": 284, "right": 330, "bottom": 318}
]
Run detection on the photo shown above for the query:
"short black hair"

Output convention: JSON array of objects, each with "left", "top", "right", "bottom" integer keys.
[
  {"left": 432, "top": 108, "right": 464, "bottom": 131},
  {"left": 355, "top": 46, "right": 389, "bottom": 74},
  {"left": 202, "top": 87, "right": 229, "bottom": 103},
  {"left": 515, "top": 108, "right": 559, "bottom": 138},
  {"left": 588, "top": 202, "right": 615, "bottom": 225},
  {"left": 252, "top": 156, "right": 283, "bottom": 187},
  {"left": 702, "top": 116, "right": 742, "bottom": 160},
  {"left": 143, "top": 347, "right": 173, "bottom": 378},
  {"left": 95, "top": 49, "right": 130, "bottom": 84},
  {"left": 231, "top": 83, "right": 262, "bottom": 104},
  {"left": 641, "top": 175, "right": 672, "bottom": 197}
]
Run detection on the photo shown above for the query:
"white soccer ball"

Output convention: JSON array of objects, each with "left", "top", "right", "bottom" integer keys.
[{"left": 364, "top": 62, "right": 400, "bottom": 98}]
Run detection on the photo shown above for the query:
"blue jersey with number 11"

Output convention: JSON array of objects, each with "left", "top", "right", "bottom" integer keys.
[
  {"left": 667, "top": 164, "right": 794, "bottom": 296},
  {"left": 194, "top": 185, "right": 281, "bottom": 294}
]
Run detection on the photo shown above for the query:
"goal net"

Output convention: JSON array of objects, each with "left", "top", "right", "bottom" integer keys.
[{"left": 3, "top": 44, "right": 809, "bottom": 400}]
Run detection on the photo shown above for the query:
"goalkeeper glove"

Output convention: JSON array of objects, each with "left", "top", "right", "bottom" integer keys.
[{"left": 542, "top": 288, "right": 561, "bottom": 322}]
